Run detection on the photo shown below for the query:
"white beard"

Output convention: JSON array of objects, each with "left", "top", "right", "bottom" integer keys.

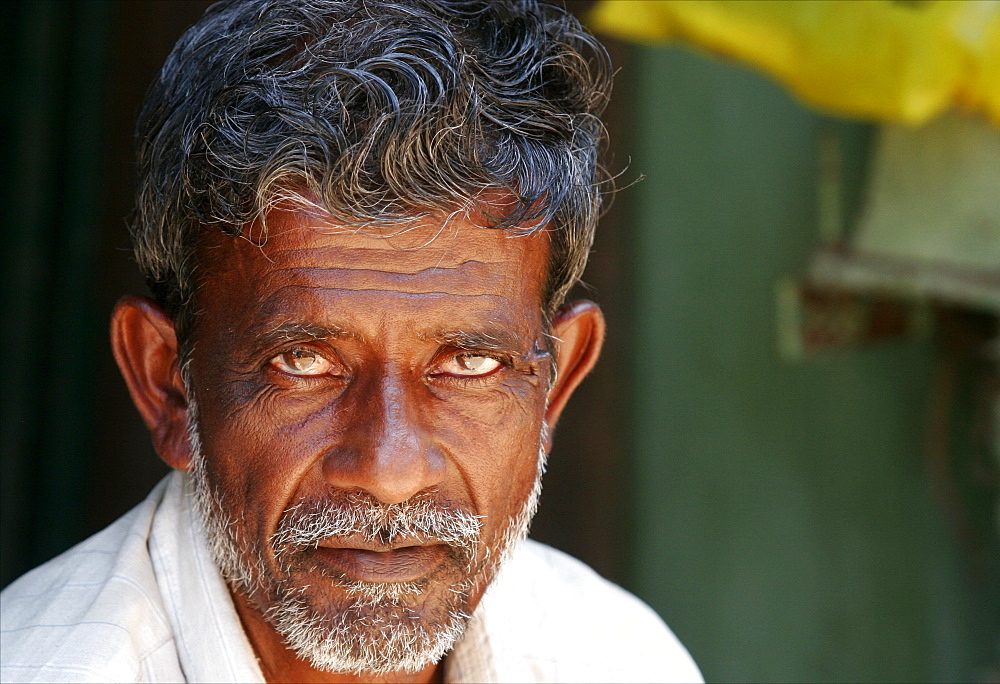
[{"left": 185, "top": 393, "right": 547, "bottom": 675}]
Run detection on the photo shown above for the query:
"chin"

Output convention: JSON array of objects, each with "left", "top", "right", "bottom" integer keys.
[{"left": 262, "top": 553, "right": 481, "bottom": 675}]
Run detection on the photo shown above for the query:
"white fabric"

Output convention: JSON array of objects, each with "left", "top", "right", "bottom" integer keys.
[{"left": 1, "top": 472, "right": 702, "bottom": 683}]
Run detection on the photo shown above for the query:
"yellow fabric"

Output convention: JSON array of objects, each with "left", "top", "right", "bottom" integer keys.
[{"left": 588, "top": 0, "right": 1000, "bottom": 127}]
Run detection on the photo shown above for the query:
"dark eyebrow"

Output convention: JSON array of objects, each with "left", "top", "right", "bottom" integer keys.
[{"left": 255, "top": 322, "right": 355, "bottom": 349}]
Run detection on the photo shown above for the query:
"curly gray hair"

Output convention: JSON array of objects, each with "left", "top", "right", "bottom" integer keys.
[{"left": 131, "top": 0, "right": 612, "bottom": 340}]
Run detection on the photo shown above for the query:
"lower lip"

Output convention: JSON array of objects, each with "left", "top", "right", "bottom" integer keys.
[{"left": 315, "top": 545, "right": 447, "bottom": 583}]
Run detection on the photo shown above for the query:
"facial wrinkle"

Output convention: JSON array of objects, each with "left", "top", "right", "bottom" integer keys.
[
  {"left": 262, "top": 283, "right": 505, "bottom": 300},
  {"left": 267, "top": 258, "right": 499, "bottom": 276},
  {"left": 263, "top": 260, "right": 510, "bottom": 294},
  {"left": 262, "top": 245, "right": 507, "bottom": 269}
]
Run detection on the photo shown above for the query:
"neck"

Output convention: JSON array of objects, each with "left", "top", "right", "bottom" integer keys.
[{"left": 230, "top": 589, "right": 445, "bottom": 684}]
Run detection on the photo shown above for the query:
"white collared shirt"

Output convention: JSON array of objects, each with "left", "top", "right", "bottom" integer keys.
[{"left": 0, "top": 472, "right": 702, "bottom": 683}]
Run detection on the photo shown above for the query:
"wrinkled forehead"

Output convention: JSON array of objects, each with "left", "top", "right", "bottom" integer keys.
[{"left": 193, "top": 203, "right": 552, "bottom": 316}]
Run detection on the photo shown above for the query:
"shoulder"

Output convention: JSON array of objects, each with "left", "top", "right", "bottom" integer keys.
[
  {"left": 0, "top": 479, "right": 182, "bottom": 683},
  {"left": 481, "top": 539, "right": 703, "bottom": 683}
]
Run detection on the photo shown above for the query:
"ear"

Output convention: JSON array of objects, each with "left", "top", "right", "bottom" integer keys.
[
  {"left": 544, "top": 300, "right": 605, "bottom": 441},
  {"left": 110, "top": 295, "right": 194, "bottom": 471}
]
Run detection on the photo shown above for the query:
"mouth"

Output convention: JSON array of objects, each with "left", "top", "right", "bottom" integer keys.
[{"left": 313, "top": 542, "right": 449, "bottom": 583}]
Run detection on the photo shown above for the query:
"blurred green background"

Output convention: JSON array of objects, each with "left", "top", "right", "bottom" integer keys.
[{"left": 1, "top": 2, "right": 997, "bottom": 682}]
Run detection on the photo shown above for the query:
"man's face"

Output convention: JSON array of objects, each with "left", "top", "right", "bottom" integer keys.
[{"left": 183, "top": 206, "right": 554, "bottom": 673}]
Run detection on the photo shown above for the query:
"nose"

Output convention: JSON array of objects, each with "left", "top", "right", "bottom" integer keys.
[{"left": 322, "top": 367, "right": 446, "bottom": 505}]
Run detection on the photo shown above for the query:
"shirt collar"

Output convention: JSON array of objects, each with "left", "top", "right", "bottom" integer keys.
[{"left": 149, "top": 472, "right": 266, "bottom": 683}]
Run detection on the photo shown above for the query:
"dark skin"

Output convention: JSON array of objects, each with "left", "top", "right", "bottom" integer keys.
[{"left": 111, "top": 206, "right": 605, "bottom": 683}]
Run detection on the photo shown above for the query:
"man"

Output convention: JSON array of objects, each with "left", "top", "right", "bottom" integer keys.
[{"left": 1, "top": 1, "right": 701, "bottom": 682}]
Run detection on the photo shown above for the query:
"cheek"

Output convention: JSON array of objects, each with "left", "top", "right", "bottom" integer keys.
[
  {"left": 425, "top": 386, "right": 546, "bottom": 520},
  {"left": 192, "top": 382, "right": 334, "bottom": 541},
  {"left": 196, "top": 355, "right": 341, "bottom": 465}
]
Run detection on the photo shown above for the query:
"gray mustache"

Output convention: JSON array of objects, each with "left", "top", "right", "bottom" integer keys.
[{"left": 272, "top": 492, "right": 483, "bottom": 553}]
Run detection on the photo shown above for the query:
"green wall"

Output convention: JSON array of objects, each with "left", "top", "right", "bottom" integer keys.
[{"left": 626, "top": 46, "right": 972, "bottom": 682}]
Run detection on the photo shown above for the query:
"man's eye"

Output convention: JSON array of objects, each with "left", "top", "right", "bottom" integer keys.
[
  {"left": 436, "top": 354, "right": 503, "bottom": 377},
  {"left": 270, "top": 349, "right": 335, "bottom": 376}
]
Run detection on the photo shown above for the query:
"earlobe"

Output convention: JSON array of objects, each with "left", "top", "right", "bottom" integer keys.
[
  {"left": 544, "top": 300, "right": 605, "bottom": 440},
  {"left": 110, "top": 295, "right": 194, "bottom": 471}
]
